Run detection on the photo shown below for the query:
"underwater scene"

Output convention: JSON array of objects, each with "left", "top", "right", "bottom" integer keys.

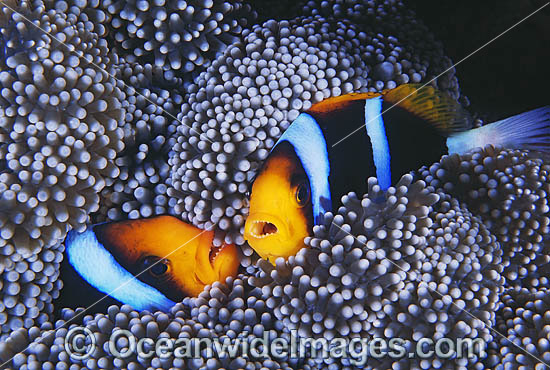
[{"left": 0, "top": 0, "right": 550, "bottom": 369}]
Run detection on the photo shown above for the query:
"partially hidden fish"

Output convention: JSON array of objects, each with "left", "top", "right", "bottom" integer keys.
[
  {"left": 60, "top": 215, "right": 240, "bottom": 312},
  {"left": 244, "top": 83, "right": 550, "bottom": 263}
]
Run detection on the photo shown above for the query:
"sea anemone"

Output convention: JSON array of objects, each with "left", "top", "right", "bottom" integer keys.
[
  {"left": 44, "top": 0, "right": 110, "bottom": 38},
  {"left": 0, "top": 277, "right": 297, "bottom": 370},
  {"left": 0, "top": 243, "right": 63, "bottom": 341},
  {"left": 485, "top": 287, "right": 550, "bottom": 369},
  {"left": 418, "top": 146, "right": 550, "bottom": 291},
  {"left": 0, "top": 2, "right": 124, "bottom": 257},
  {"left": 0, "top": 0, "right": 124, "bottom": 338},
  {"left": 93, "top": 56, "right": 183, "bottom": 223},
  {"left": 101, "top": 0, "right": 256, "bottom": 86}
]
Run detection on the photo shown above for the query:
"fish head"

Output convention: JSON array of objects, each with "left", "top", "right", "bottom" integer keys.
[
  {"left": 244, "top": 142, "right": 313, "bottom": 263},
  {"left": 94, "top": 215, "right": 240, "bottom": 299}
]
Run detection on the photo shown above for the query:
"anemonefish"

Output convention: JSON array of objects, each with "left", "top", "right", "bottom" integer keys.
[
  {"left": 58, "top": 215, "right": 239, "bottom": 312},
  {"left": 244, "top": 83, "right": 550, "bottom": 263}
]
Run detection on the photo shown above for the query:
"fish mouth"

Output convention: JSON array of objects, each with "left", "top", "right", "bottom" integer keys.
[
  {"left": 244, "top": 213, "right": 287, "bottom": 241},
  {"left": 244, "top": 212, "right": 309, "bottom": 263},
  {"left": 209, "top": 241, "right": 230, "bottom": 265},
  {"left": 248, "top": 220, "right": 279, "bottom": 238},
  {"left": 244, "top": 213, "right": 291, "bottom": 262},
  {"left": 194, "top": 230, "right": 238, "bottom": 288}
]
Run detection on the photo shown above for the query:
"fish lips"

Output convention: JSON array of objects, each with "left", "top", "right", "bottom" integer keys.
[
  {"left": 244, "top": 212, "right": 290, "bottom": 257},
  {"left": 193, "top": 230, "right": 239, "bottom": 289}
]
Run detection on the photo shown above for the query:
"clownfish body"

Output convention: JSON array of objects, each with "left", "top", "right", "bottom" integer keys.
[
  {"left": 244, "top": 84, "right": 550, "bottom": 263},
  {"left": 58, "top": 216, "right": 239, "bottom": 312}
]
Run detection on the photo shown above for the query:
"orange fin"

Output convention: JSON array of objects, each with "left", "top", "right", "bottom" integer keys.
[
  {"left": 382, "top": 84, "right": 473, "bottom": 135},
  {"left": 309, "top": 92, "right": 382, "bottom": 114}
]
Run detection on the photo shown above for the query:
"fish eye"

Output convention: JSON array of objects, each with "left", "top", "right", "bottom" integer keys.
[
  {"left": 141, "top": 256, "right": 170, "bottom": 278},
  {"left": 295, "top": 181, "right": 310, "bottom": 207}
]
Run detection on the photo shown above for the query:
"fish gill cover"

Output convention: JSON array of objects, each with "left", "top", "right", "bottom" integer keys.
[{"left": 0, "top": 0, "right": 548, "bottom": 369}]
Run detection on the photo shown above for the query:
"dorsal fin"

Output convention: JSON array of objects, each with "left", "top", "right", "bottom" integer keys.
[
  {"left": 309, "top": 92, "right": 381, "bottom": 114},
  {"left": 382, "top": 84, "right": 473, "bottom": 135}
]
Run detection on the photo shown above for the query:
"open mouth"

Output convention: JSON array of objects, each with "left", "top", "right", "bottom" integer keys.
[
  {"left": 249, "top": 220, "right": 278, "bottom": 238},
  {"left": 209, "top": 242, "right": 228, "bottom": 264}
]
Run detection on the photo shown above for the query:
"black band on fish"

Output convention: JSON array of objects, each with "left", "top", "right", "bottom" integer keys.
[{"left": 309, "top": 98, "right": 377, "bottom": 217}]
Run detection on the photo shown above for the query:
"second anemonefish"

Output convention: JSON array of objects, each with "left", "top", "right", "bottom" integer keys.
[
  {"left": 244, "top": 83, "right": 550, "bottom": 263},
  {"left": 59, "top": 215, "right": 239, "bottom": 312}
]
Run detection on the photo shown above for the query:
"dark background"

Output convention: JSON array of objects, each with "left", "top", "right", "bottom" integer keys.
[{"left": 405, "top": 0, "right": 550, "bottom": 121}]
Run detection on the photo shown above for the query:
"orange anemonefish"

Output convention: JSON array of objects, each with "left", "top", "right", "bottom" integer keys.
[
  {"left": 244, "top": 83, "right": 550, "bottom": 263},
  {"left": 60, "top": 215, "right": 239, "bottom": 312}
]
